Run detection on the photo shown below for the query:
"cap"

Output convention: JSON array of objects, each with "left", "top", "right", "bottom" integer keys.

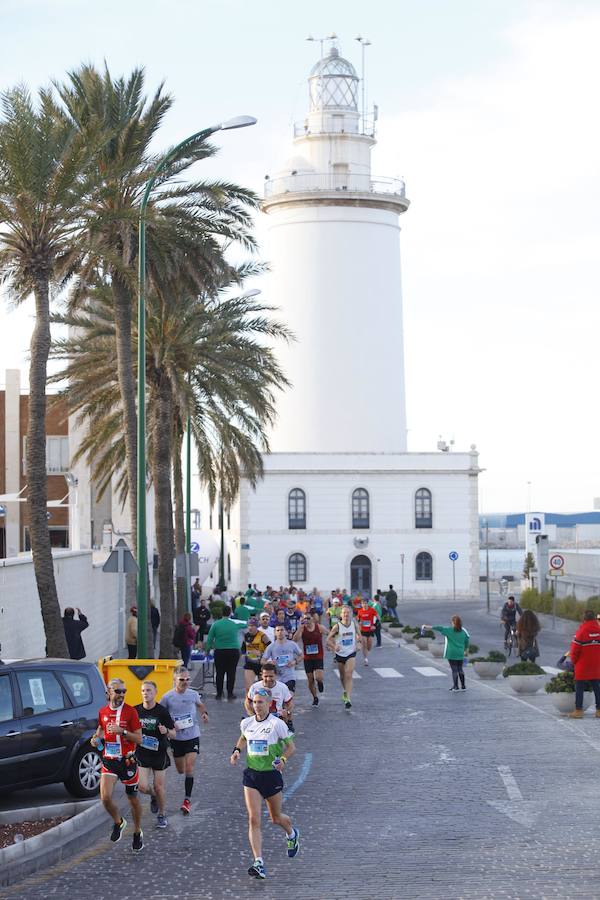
[{"left": 248, "top": 617, "right": 258, "bottom": 625}]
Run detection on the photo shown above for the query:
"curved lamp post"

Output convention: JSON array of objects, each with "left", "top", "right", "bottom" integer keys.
[{"left": 137, "top": 116, "right": 257, "bottom": 657}]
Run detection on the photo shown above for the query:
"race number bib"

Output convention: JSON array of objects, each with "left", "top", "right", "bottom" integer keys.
[
  {"left": 248, "top": 739, "right": 268, "bottom": 756},
  {"left": 276, "top": 655, "right": 290, "bottom": 667},
  {"left": 174, "top": 714, "right": 194, "bottom": 730},
  {"left": 141, "top": 734, "right": 160, "bottom": 751},
  {"left": 104, "top": 741, "right": 121, "bottom": 758},
  {"left": 305, "top": 644, "right": 319, "bottom": 655},
  {"left": 341, "top": 637, "right": 353, "bottom": 647}
]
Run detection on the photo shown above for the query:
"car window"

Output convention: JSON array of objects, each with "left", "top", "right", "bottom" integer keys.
[
  {"left": 0, "top": 675, "right": 14, "bottom": 723},
  {"left": 60, "top": 671, "right": 92, "bottom": 706},
  {"left": 16, "top": 670, "right": 66, "bottom": 715}
]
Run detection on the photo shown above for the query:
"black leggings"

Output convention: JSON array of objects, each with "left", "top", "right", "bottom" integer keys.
[
  {"left": 214, "top": 648, "right": 240, "bottom": 696},
  {"left": 449, "top": 659, "right": 465, "bottom": 688}
]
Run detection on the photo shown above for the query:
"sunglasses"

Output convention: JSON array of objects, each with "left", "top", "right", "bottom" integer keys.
[
  {"left": 112, "top": 688, "right": 127, "bottom": 694},
  {"left": 177, "top": 678, "right": 190, "bottom": 682},
  {"left": 253, "top": 688, "right": 272, "bottom": 698}
]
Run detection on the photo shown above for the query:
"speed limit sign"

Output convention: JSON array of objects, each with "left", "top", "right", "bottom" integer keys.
[{"left": 549, "top": 553, "right": 565, "bottom": 570}]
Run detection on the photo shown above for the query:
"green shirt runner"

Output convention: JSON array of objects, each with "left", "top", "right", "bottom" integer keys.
[{"left": 240, "top": 713, "right": 292, "bottom": 771}]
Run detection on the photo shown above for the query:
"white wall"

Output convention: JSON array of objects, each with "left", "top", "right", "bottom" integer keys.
[{"left": 0, "top": 550, "right": 120, "bottom": 661}]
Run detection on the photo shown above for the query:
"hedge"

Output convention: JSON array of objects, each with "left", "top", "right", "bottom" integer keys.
[{"left": 520, "top": 587, "right": 600, "bottom": 622}]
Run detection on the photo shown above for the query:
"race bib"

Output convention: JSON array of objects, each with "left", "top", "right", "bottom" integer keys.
[
  {"left": 305, "top": 644, "right": 319, "bottom": 655},
  {"left": 276, "top": 654, "right": 290, "bottom": 667},
  {"left": 247, "top": 649, "right": 261, "bottom": 661},
  {"left": 104, "top": 741, "right": 121, "bottom": 758},
  {"left": 341, "top": 637, "right": 353, "bottom": 647},
  {"left": 141, "top": 734, "right": 160, "bottom": 751},
  {"left": 174, "top": 714, "right": 194, "bottom": 730},
  {"left": 248, "top": 739, "right": 268, "bottom": 756}
]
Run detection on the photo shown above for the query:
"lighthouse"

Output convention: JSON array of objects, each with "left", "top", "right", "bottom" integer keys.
[
  {"left": 201, "top": 41, "right": 481, "bottom": 601},
  {"left": 263, "top": 44, "right": 409, "bottom": 453}
]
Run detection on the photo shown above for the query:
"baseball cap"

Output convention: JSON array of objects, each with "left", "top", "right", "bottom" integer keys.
[{"left": 248, "top": 616, "right": 258, "bottom": 626}]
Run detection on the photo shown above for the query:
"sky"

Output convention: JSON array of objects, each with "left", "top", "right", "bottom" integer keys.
[{"left": 0, "top": 0, "right": 598, "bottom": 514}]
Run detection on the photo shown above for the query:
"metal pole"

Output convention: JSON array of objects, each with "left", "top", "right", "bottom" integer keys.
[
  {"left": 185, "top": 413, "right": 192, "bottom": 614},
  {"left": 485, "top": 522, "right": 490, "bottom": 614},
  {"left": 452, "top": 560, "right": 456, "bottom": 604},
  {"left": 135, "top": 117, "right": 256, "bottom": 656},
  {"left": 400, "top": 553, "right": 405, "bottom": 603},
  {"left": 552, "top": 575, "right": 557, "bottom": 629}
]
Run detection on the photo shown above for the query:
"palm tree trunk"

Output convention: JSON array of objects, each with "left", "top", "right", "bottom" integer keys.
[
  {"left": 28, "top": 276, "right": 68, "bottom": 658},
  {"left": 152, "top": 374, "right": 176, "bottom": 659},
  {"left": 172, "top": 425, "right": 187, "bottom": 621}
]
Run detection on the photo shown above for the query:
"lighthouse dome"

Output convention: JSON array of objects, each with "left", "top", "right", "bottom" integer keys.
[{"left": 308, "top": 46, "right": 359, "bottom": 112}]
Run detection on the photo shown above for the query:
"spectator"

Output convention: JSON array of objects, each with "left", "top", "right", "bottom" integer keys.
[
  {"left": 63, "top": 607, "right": 89, "bottom": 660},
  {"left": 193, "top": 598, "right": 212, "bottom": 646},
  {"left": 175, "top": 612, "right": 197, "bottom": 669},
  {"left": 150, "top": 602, "right": 161, "bottom": 652},
  {"left": 569, "top": 610, "right": 600, "bottom": 718},
  {"left": 386, "top": 584, "right": 398, "bottom": 621},
  {"left": 426, "top": 615, "right": 470, "bottom": 691},
  {"left": 517, "top": 610, "right": 540, "bottom": 662},
  {"left": 204, "top": 605, "right": 247, "bottom": 700},
  {"left": 191, "top": 579, "right": 201, "bottom": 613},
  {"left": 125, "top": 606, "right": 138, "bottom": 658}
]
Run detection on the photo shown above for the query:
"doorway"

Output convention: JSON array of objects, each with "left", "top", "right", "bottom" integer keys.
[{"left": 350, "top": 554, "right": 372, "bottom": 596}]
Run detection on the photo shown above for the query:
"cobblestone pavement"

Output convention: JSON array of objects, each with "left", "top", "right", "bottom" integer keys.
[{"left": 4, "top": 600, "right": 600, "bottom": 899}]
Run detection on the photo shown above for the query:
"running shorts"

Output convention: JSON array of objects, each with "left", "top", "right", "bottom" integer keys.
[
  {"left": 282, "top": 679, "right": 296, "bottom": 693},
  {"left": 101, "top": 755, "right": 139, "bottom": 786},
  {"left": 136, "top": 748, "right": 171, "bottom": 771},
  {"left": 244, "top": 660, "right": 262, "bottom": 675},
  {"left": 303, "top": 658, "right": 324, "bottom": 674},
  {"left": 243, "top": 767, "right": 283, "bottom": 799},
  {"left": 171, "top": 737, "right": 200, "bottom": 757},
  {"left": 335, "top": 651, "right": 357, "bottom": 664}
]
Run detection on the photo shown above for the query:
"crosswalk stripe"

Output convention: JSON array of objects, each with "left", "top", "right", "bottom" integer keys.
[
  {"left": 334, "top": 669, "right": 362, "bottom": 679},
  {"left": 373, "top": 668, "right": 404, "bottom": 678},
  {"left": 413, "top": 666, "right": 446, "bottom": 677}
]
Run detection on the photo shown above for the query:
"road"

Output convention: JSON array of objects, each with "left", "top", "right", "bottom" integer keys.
[{"left": 2, "top": 596, "right": 598, "bottom": 899}]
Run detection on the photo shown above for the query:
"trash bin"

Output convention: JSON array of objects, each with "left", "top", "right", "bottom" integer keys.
[{"left": 98, "top": 657, "right": 181, "bottom": 703}]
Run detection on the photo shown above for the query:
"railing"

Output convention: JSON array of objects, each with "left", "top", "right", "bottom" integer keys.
[
  {"left": 264, "top": 172, "right": 406, "bottom": 199},
  {"left": 293, "top": 118, "right": 376, "bottom": 138}
]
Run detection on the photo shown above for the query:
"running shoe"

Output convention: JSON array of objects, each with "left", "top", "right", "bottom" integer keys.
[
  {"left": 248, "top": 860, "right": 267, "bottom": 879},
  {"left": 363, "top": 657, "right": 369, "bottom": 666},
  {"left": 317, "top": 680, "right": 324, "bottom": 693},
  {"left": 286, "top": 827, "right": 300, "bottom": 858},
  {"left": 110, "top": 817, "right": 127, "bottom": 843},
  {"left": 156, "top": 814, "right": 168, "bottom": 829},
  {"left": 132, "top": 830, "right": 144, "bottom": 853},
  {"left": 449, "top": 686, "right": 458, "bottom": 692},
  {"left": 312, "top": 696, "right": 319, "bottom": 706},
  {"left": 150, "top": 795, "right": 159, "bottom": 814},
  {"left": 344, "top": 699, "right": 352, "bottom": 709},
  {"left": 181, "top": 798, "right": 191, "bottom": 815}
]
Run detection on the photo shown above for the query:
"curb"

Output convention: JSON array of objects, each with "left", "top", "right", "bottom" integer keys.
[
  {"left": 0, "top": 799, "right": 97, "bottom": 826},
  {"left": 0, "top": 799, "right": 105, "bottom": 887}
]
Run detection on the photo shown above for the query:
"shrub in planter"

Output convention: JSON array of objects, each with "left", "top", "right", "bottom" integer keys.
[
  {"left": 545, "top": 670, "right": 593, "bottom": 714},
  {"left": 471, "top": 651, "right": 506, "bottom": 679},
  {"left": 503, "top": 662, "right": 545, "bottom": 677},
  {"left": 503, "top": 660, "right": 546, "bottom": 694},
  {"left": 467, "top": 644, "right": 479, "bottom": 656},
  {"left": 420, "top": 629, "right": 435, "bottom": 640}
]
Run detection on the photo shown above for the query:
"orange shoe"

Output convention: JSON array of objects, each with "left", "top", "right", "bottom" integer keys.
[
  {"left": 569, "top": 709, "right": 584, "bottom": 718},
  {"left": 181, "top": 798, "right": 191, "bottom": 815}
]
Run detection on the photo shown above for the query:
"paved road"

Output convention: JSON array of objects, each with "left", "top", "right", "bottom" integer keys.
[{"left": 3, "top": 598, "right": 599, "bottom": 899}]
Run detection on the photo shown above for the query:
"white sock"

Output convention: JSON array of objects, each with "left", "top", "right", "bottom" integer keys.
[
  {"left": 255, "top": 856, "right": 264, "bottom": 864},
  {"left": 286, "top": 829, "right": 295, "bottom": 839}
]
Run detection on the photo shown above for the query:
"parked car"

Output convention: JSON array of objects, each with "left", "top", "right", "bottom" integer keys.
[{"left": 0, "top": 658, "right": 106, "bottom": 798}]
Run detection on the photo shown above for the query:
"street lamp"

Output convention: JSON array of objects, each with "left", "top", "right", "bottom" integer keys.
[{"left": 137, "top": 115, "right": 257, "bottom": 658}]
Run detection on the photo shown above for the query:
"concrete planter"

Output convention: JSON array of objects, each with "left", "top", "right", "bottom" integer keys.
[
  {"left": 388, "top": 628, "right": 405, "bottom": 640},
  {"left": 414, "top": 638, "right": 429, "bottom": 651},
  {"left": 472, "top": 661, "right": 504, "bottom": 680},
  {"left": 399, "top": 632, "right": 414, "bottom": 643},
  {"left": 506, "top": 674, "right": 546, "bottom": 694},
  {"left": 549, "top": 692, "right": 592, "bottom": 715},
  {"left": 429, "top": 642, "right": 444, "bottom": 658}
]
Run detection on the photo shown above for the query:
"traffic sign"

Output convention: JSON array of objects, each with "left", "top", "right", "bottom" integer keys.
[
  {"left": 103, "top": 538, "right": 139, "bottom": 574},
  {"left": 449, "top": 551, "right": 459, "bottom": 562},
  {"left": 190, "top": 541, "right": 200, "bottom": 553},
  {"left": 549, "top": 554, "right": 565, "bottom": 570}
]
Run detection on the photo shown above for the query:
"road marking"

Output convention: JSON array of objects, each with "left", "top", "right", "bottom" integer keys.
[
  {"left": 487, "top": 765, "right": 542, "bottom": 826},
  {"left": 284, "top": 752, "right": 313, "bottom": 800},
  {"left": 413, "top": 666, "right": 446, "bottom": 677},
  {"left": 542, "top": 666, "right": 561, "bottom": 675},
  {"left": 334, "top": 669, "right": 362, "bottom": 679},
  {"left": 498, "top": 765, "right": 523, "bottom": 801},
  {"left": 373, "top": 667, "right": 404, "bottom": 678}
]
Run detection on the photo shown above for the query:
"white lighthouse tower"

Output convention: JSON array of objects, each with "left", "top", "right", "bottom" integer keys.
[
  {"left": 263, "top": 44, "right": 409, "bottom": 453},
  {"left": 204, "top": 42, "right": 481, "bottom": 601}
]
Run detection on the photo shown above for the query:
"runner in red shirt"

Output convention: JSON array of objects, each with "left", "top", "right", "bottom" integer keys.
[
  {"left": 293, "top": 613, "right": 329, "bottom": 706},
  {"left": 356, "top": 596, "right": 378, "bottom": 666},
  {"left": 91, "top": 678, "right": 144, "bottom": 852}
]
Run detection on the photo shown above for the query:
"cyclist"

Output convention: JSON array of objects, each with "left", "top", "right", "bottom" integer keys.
[{"left": 501, "top": 595, "right": 523, "bottom": 649}]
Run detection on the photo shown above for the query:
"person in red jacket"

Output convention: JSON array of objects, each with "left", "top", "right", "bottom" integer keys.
[{"left": 569, "top": 610, "right": 600, "bottom": 718}]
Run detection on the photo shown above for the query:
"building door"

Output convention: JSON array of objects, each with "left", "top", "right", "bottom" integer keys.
[{"left": 350, "top": 555, "right": 372, "bottom": 596}]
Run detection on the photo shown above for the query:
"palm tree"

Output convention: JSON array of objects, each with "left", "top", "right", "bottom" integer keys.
[
  {"left": 51, "top": 279, "right": 293, "bottom": 657},
  {"left": 0, "top": 86, "right": 94, "bottom": 657}
]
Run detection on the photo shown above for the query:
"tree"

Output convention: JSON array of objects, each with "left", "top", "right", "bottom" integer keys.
[
  {"left": 0, "top": 86, "right": 94, "bottom": 656},
  {"left": 523, "top": 552, "right": 535, "bottom": 581}
]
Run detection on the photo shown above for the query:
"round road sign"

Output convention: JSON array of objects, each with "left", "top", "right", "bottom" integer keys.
[
  {"left": 549, "top": 553, "right": 564, "bottom": 570},
  {"left": 190, "top": 541, "right": 200, "bottom": 553},
  {"left": 449, "top": 551, "right": 459, "bottom": 562}
]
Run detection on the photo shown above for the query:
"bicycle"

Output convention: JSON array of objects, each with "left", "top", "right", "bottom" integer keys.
[{"left": 504, "top": 624, "right": 518, "bottom": 657}]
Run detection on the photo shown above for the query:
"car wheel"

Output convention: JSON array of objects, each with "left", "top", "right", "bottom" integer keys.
[{"left": 64, "top": 743, "right": 102, "bottom": 798}]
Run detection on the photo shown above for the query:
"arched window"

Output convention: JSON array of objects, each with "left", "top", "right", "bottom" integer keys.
[
  {"left": 416, "top": 551, "right": 433, "bottom": 581},
  {"left": 288, "top": 489, "right": 306, "bottom": 529},
  {"left": 288, "top": 553, "right": 307, "bottom": 583},
  {"left": 352, "top": 488, "right": 370, "bottom": 529},
  {"left": 415, "top": 488, "right": 432, "bottom": 529}
]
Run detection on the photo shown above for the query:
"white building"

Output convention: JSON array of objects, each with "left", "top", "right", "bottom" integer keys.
[{"left": 201, "top": 43, "right": 481, "bottom": 599}]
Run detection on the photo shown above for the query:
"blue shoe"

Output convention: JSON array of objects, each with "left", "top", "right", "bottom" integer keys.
[
  {"left": 248, "top": 860, "right": 267, "bottom": 879},
  {"left": 286, "top": 826, "right": 300, "bottom": 858}
]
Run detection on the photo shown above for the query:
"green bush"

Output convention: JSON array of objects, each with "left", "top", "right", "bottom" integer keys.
[
  {"left": 471, "top": 651, "right": 506, "bottom": 664},
  {"left": 503, "top": 661, "right": 545, "bottom": 677},
  {"left": 420, "top": 629, "right": 435, "bottom": 639},
  {"left": 467, "top": 643, "right": 479, "bottom": 655},
  {"left": 520, "top": 587, "right": 600, "bottom": 622},
  {"left": 545, "top": 671, "right": 592, "bottom": 693},
  {"left": 401, "top": 625, "right": 414, "bottom": 633},
  {"left": 388, "top": 621, "right": 404, "bottom": 629}
]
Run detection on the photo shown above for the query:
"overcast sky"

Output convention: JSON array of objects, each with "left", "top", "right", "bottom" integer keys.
[{"left": 1, "top": 0, "right": 598, "bottom": 514}]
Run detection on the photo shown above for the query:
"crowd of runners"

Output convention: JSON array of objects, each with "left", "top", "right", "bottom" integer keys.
[{"left": 92, "top": 585, "right": 395, "bottom": 879}]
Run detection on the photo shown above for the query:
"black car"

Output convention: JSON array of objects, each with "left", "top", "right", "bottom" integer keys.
[{"left": 0, "top": 658, "right": 106, "bottom": 798}]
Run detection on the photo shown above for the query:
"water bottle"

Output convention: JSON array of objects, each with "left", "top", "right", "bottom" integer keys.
[
  {"left": 95, "top": 737, "right": 104, "bottom": 753},
  {"left": 420, "top": 626, "right": 427, "bottom": 637},
  {"left": 272, "top": 757, "right": 281, "bottom": 769}
]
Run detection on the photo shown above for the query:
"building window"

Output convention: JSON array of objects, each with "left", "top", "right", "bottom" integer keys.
[
  {"left": 415, "top": 488, "right": 432, "bottom": 528},
  {"left": 416, "top": 551, "right": 433, "bottom": 581},
  {"left": 191, "top": 509, "right": 201, "bottom": 529},
  {"left": 352, "top": 488, "right": 370, "bottom": 529},
  {"left": 288, "top": 552, "right": 307, "bottom": 583},
  {"left": 288, "top": 489, "right": 306, "bottom": 530},
  {"left": 23, "top": 436, "right": 69, "bottom": 475}
]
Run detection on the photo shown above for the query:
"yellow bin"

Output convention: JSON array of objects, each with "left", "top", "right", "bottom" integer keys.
[{"left": 98, "top": 657, "right": 181, "bottom": 704}]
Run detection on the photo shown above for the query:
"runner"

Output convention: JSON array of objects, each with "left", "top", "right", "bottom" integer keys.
[
  {"left": 326, "top": 605, "right": 359, "bottom": 709},
  {"left": 245, "top": 662, "right": 294, "bottom": 728},
  {"left": 231, "top": 688, "right": 300, "bottom": 880},
  {"left": 261, "top": 624, "right": 303, "bottom": 698},
  {"left": 356, "top": 595, "right": 378, "bottom": 665},
  {"left": 135, "top": 681, "right": 176, "bottom": 829},
  {"left": 258, "top": 610, "right": 275, "bottom": 642},
  {"left": 243, "top": 617, "right": 272, "bottom": 691},
  {"left": 160, "top": 666, "right": 209, "bottom": 814},
  {"left": 293, "top": 612, "right": 328, "bottom": 705},
  {"left": 325, "top": 596, "right": 343, "bottom": 629},
  {"left": 91, "top": 678, "right": 144, "bottom": 852}
]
